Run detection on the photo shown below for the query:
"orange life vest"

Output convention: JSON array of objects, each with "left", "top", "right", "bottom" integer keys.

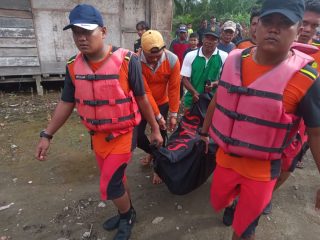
[
  {"left": 73, "top": 48, "right": 141, "bottom": 138},
  {"left": 209, "top": 48, "right": 313, "bottom": 160}
]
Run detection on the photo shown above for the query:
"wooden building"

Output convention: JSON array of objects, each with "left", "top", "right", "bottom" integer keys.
[{"left": 0, "top": 0, "right": 173, "bottom": 94}]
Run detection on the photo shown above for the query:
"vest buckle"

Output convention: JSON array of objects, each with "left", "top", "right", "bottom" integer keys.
[
  {"left": 236, "top": 86, "right": 249, "bottom": 94},
  {"left": 87, "top": 74, "right": 96, "bottom": 80}
]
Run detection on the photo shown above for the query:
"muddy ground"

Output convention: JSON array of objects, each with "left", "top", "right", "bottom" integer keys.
[{"left": 1, "top": 90, "right": 320, "bottom": 240}]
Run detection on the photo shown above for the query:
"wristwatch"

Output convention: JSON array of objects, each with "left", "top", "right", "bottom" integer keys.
[{"left": 40, "top": 130, "right": 53, "bottom": 140}]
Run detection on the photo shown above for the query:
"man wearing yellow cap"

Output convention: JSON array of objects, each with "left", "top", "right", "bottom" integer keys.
[{"left": 137, "top": 30, "right": 181, "bottom": 184}]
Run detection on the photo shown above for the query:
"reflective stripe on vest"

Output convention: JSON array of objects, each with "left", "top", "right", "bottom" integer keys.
[
  {"left": 209, "top": 47, "right": 313, "bottom": 160},
  {"left": 73, "top": 47, "right": 141, "bottom": 134}
]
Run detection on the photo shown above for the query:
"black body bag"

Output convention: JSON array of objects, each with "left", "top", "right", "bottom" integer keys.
[{"left": 152, "top": 93, "right": 217, "bottom": 195}]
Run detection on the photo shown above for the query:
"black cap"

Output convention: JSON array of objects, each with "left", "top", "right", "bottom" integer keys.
[
  {"left": 260, "top": 0, "right": 305, "bottom": 24},
  {"left": 63, "top": 4, "right": 104, "bottom": 31},
  {"left": 203, "top": 29, "right": 220, "bottom": 39}
]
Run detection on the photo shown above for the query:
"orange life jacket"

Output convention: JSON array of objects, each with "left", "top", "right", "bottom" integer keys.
[
  {"left": 73, "top": 47, "right": 141, "bottom": 139},
  {"left": 209, "top": 47, "right": 313, "bottom": 160}
]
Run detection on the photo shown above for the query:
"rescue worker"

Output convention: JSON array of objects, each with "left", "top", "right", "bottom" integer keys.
[
  {"left": 236, "top": 8, "right": 260, "bottom": 49},
  {"left": 297, "top": 0, "right": 320, "bottom": 71},
  {"left": 264, "top": 0, "right": 320, "bottom": 215},
  {"left": 200, "top": 0, "right": 320, "bottom": 239},
  {"left": 138, "top": 30, "right": 181, "bottom": 184},
  {"left": 35, "top": 4, "right": 162, "bottom": 240}
]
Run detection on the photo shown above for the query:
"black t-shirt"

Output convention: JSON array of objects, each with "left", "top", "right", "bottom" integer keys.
[
  {"left": 298, "top": 77, "right": 320, "bottom": 128},
  {"left": 134, "top": 38, "right": 141, "bottom": 53}
]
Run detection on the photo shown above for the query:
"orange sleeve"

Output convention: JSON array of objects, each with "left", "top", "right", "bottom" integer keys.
[
  {"left": 168, "top": 59, "right": 181, "bottom": 113},
  {"left": 142, "top": 74, "right": 160, "bottom": 116},
  {"left": 283, "top": 72, "right": 314, "bottom": 113},
  {"left": 236, "top": 40, "right": 255, "bottom": 50},
  {"left": 310, "top": 50, "right": 320, "bottom": 73}
]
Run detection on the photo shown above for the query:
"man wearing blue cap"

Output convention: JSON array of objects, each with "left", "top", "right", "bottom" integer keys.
[
  {"left": 169, "top": 24, "right": 190, "bottom": 66},
  {"left": 35, "top": 4, "right": 163, "bottom": 240},
  {"left": 200, "top": 0, "right": 320, "bottom": 239}
]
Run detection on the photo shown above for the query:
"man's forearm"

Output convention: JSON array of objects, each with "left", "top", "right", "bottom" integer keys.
[
  {"left": 182, "top": 76, "right": 198, "bottom": 95},
  {"left": 135, "top": 95, "right": 160, "bottom": 132},
  {"left": 201, "top": 97, "right": 216, "bottom": 133},
  {"left": 45, "top": 101, "right": 75, "bottom": 135}
]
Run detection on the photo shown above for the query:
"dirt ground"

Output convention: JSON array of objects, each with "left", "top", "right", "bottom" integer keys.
[{"left": 1, "top": 90, "right": 320, "bottom": 240}]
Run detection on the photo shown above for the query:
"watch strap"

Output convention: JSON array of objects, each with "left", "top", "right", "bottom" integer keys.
[{"left": 40, "top": 130, "right": 53, "bottom": 140}]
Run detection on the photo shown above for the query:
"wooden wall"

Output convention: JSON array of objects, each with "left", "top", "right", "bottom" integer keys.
[
  {"left": 0, "top": 0, "right": 40, "bottom": 81},
  {"left": 0, "top": 0, "right": 173, "bottom": 93}
]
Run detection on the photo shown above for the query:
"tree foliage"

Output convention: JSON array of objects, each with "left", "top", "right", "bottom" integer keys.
[{"left": 173, "top": 0, "right": 262, "bottom": 34}]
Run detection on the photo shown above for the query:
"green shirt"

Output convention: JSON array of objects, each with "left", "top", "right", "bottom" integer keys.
[{"left": 184, "top": 49, "right": 222, "bottom": 108}]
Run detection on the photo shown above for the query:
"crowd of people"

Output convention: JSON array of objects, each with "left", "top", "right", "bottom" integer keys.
[{"left": 35, "top": 0, "right": 320, "bottom": 240}]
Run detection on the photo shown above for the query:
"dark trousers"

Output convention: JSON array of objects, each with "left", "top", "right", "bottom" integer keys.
[{"left": 137, "top": 103, "right": 169, "bottom": 154}]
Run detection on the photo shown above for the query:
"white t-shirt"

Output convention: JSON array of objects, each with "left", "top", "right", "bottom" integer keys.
[{"left": 180, "top": 47, "right": 228, "bottom": 78}]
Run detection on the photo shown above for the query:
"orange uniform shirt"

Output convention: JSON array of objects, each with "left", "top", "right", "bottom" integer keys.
[
  {"left": 141, "top": 50, "right": 181, "bottom": 116},
  {"left": 216, "top": 50, "right": 315, "bottom": 181},
  {"left": 236, "top": 39, "right": 255, "bottom": 49}
]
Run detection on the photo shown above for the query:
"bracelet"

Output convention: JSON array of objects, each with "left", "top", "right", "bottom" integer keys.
[
  {"left": 156, "top": 115, "right": 163, "bottom": 122},
  {"left": 169, "top": 112, "right": 178, "bottom": 118},
  {"left": 198, "top": 129, "right": 209, "bottom": 137}
]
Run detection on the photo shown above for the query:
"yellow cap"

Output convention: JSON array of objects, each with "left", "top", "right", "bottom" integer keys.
[{"left": 141, "top": 30, "right": 165, "bottom": 53}]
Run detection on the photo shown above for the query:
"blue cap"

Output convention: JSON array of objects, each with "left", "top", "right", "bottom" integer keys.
[
  {"left": 178, "top": 25, "right": 188, "bottom": 33},
  {"left": 63, "top": 4, "right": 104, "bottom": 31}
]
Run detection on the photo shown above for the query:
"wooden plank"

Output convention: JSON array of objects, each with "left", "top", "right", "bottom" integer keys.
[
  {"left": 0, "top": 66, "right": 41, "bottom": 76},
  {"left": 0, "top": 75, "right": 64, "bottom": 83},
  {"left": 0, "top": 27, "right": 35, "bottom": 38},
  {"left": 0, "top": 38, "right": 36, "bottom": 47},
  {"left": 0, "top": 17, "right": 33, "bottom": 28},
  {"left": 121, "top": 0, "right": 146, "bottom": 29},
  {"left": 0, "top": 9, "right": 32, "bottom": 19},
  {"left": 0, "top": 57, "right": 40, "bottom": 67},
  {"left": 40, "top": 62, "right": 66, "bottom": 74},
  {"left": 0, "top": 0, "right": 31, "bottom": 11},
  {"left": 0, "top": 48, "right": 38, "bottom": 57},
  {"left": 31, "top": 0, "right": 119, "bottom": 14},
  {"left": 0, "top": 76, "right": 35, "bottom": 83}
]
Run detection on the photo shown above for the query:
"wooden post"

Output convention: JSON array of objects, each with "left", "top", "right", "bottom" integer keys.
[{"left": 34, "top": 75, "right": 43, "bottom": 96}]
